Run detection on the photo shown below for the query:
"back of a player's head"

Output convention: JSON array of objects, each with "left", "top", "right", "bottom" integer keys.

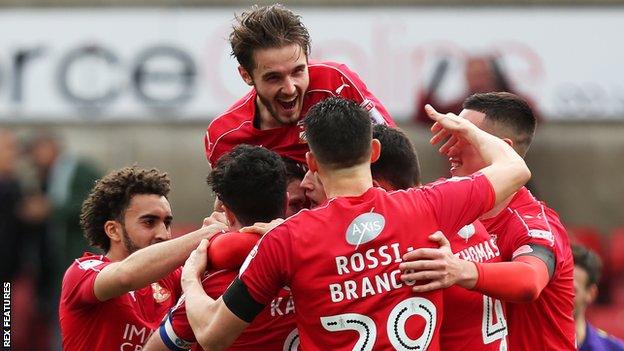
[
  {"left": 572, "top": 244, "right": 602, "bottom": 288},
  {"left": 303, "top": 98, "right": 372, "bottom": 170},
  {"left": 230, "top": 4, "right": 311, "bottom": 74},
  {"left": 207, "top": 145, "right": 287, "bottom": 226},
  {"left": 80, "top": 166, "right": 171, "bottom": 253},
  {"left": 463, "top": 92, "right": 536, "bottom": 156},
  {"left": 371, "top": 124, "right": 421, "bottom": 190}
]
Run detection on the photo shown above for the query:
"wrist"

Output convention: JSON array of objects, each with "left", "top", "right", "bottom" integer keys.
[
  {"left": 181, "top": 274, "right": 202, "bottom": 292},
  {"left": 458, "top": 260, "right": 479, "bottom": 289}
]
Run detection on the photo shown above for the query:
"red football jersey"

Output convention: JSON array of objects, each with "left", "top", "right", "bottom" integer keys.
[
  {"left": 480, "top": 187, "right": 575, "bottom": 350},
  {"left": 443, "top": 220, "right": 509, "bottom": 350},
  {"left": 59, "top": 253, "right": 182, "bottom": 351},
  {"left": 205, "top": 61, "right": 395, "bottom": 166},
  {"left": 238, "top": 173, "right": 495, "bottom": 350},
  {"left": 159, "top": 269, "right": 297, "bottom": 351}
]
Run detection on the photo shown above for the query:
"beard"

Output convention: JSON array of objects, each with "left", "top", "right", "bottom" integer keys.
[{"left": 121, "top": 226, "right": 140, "bottom": 255}]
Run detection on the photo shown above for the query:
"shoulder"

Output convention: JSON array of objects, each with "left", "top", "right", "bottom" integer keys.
[
  {"left": 207, "top": 90, "right": 256, "bottom": 136},
  {"left": 589, "top": 324, "right": 624, "bottom": 350},
  {"left": 65, "top": 255, "right": 109, "bottom": 278},
  {"left": 309, "top": 61, "right": 355, "bottom": 76}
]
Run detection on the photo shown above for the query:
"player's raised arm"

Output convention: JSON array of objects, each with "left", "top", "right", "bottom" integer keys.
[
  {"left": 426, "top": 104, "right": 530, "bottom": 205},
  {"left": 94, "top": 223, "right": 225, "bottom": 301}
]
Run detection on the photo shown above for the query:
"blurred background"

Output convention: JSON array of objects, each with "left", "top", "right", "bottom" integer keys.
[{"left": 1, "top": 0, "right": 623, "bottom": 349}]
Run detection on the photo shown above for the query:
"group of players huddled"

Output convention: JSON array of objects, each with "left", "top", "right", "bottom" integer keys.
[{"left": 59, "top": 4, "right": 577, "bottom": 351}]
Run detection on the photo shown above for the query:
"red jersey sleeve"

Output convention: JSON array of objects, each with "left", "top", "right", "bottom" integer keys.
[
  {"left": 238, "top": 225, "right": 294, "bottom": 305},
  {"left": 63, "top": 258, "right": 111, "bottom": 307},
  {"left": 159, "top": 270, "right": 238, "bottom": 350},
  {"left": 321, "top": 62, "right": 396, "bottom": 127},
  {"left": 421, "top": 173, "right": 495, "bottom": 236},
  {"left": 498, "top": 203, "right": 564, "bottom": 267}
]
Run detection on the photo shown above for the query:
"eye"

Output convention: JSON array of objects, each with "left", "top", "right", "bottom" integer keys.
[{"left": 265, "top": 75, "right": 279, "bottom": 82}]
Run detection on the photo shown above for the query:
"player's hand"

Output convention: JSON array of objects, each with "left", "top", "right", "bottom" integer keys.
[
  {"left": 202, "top": 211, "right": 228, "bottom": 227},
  {"left": 182, "top": 239, "right": 209, "bottom": 289},
  {"left": 426, "top": 104, "right": 477, "bottom": 156},
  {"left": 399, "top": 231, "right": 478, "bottom": 292},
  {"left": 240, "top": 218, "right": 284, "bottom": 235},
  {"left": 196, "top": 222, "right": 227, "bottom": 243}
]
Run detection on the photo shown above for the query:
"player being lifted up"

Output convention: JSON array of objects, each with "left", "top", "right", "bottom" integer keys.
[
  {"left": 400, "top": 92, "right": 575, "bottom": 350},
  {"left": 59, "top": 167, "right": 225, "bottom": 351},
  {"left": 144, "top": 145, "right": 297, "bottom": 351},
  {"left": 205, "top": 4, "right": 394, "bottom": 167},
  {"left": 182, "top": 97, "right": 530, "bottom": 351}
]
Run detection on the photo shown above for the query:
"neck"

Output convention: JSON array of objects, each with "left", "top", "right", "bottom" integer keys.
[
  {"left": 576, "top": 314, "right": 587, "bottom": 345},
  {"left": 256, "top": 96, "right": 282, "bottom": 130},
  {"left": 229, "top": 222, "right": 242, "bottom": 232},
  {"left": 479, "top": 192, "right": 515, "bottom": 220},
  {"left": 318, "top": 163, "right": 373, "bottom": 199},
  {"left": 105, "top": 245, "right": 128, "bottom": 262}
]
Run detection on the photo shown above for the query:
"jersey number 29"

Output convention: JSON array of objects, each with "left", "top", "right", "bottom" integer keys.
[{"left": 320, "top": 297, "right": 436, "bottom": 350}]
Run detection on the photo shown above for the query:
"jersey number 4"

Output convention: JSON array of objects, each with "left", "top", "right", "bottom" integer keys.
[
  {"left": 482, "top": 296, "right": 508, "bottom": 350},
  {"left": 320, "top": 297, "right": 436, "bottom": 350}
]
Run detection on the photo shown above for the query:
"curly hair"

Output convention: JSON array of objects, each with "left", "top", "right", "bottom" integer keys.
[
  {"left": 80, "top": 166, "right": 171, "bottom": 252},
  {"left": 230, "top": 4, "right": 311, "bottom": 74}
]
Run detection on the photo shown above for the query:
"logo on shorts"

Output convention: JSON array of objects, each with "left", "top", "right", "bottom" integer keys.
[
  {"left": 457, "top": 224, "right": 476, "bottom": 241},
  {"left": 151, "top": 282, "right": 171, "bottom": 303},
  {"left": 346, "top": 211, "right": 385, "bottom": 248}
]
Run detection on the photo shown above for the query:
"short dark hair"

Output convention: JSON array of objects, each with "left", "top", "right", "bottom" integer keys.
[
  {"left": 463, "top": 92, "right": 536, "bottom": 156},
  {"left": 303, "top": 98, "right": 372, "bottom": 169},
  {"left": 207, "top": 145, "right": 287, "bottom": 226},
  {"left": 572, "top": 244, "right": 603, "bottom": 287},
  {"left": 282, "top": 157, "right": 306, "bottom": 182},
  {"left": 372, "top": 124, "right": 421, "bottom": 189},
  {"left": 230, "top": 4, "right": 311, "bottom": 74},
  {"left": 80, "top": 167, "right": 170, "bottom": 252}
]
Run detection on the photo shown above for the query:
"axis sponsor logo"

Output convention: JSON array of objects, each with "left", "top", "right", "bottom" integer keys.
[{"left": 346, "top": 211, "right": 385, "bottom": 248}]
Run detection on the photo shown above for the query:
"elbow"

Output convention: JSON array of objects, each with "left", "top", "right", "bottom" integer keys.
[{"left": 514, "top": 283, "right": 541, "bottom": 303}]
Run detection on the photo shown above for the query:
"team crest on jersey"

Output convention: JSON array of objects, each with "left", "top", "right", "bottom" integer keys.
[
  {"left": 457, "top": 224, "right": 476, "bottom": 241},
  {"left": 346, "top": 211, "right": 385, "bottom": 248},
  {"left": 151, "top": 282, "right": 171, "bottom": 303}
]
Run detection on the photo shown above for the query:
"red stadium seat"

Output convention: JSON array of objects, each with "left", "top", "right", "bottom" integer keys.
[
  {"left": 608, "top": 228, "right": 624, "bottom": 275},
  {"left": 568, "top": 226, "right": 605, "bottom": 259}
]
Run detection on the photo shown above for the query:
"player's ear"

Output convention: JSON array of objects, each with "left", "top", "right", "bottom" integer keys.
[
  {"left": 372, "top": 179, "right": 381, "bottom": 187},
  {"left": 370, "top": 138, "right": 381, "bottom": 163},
  {"left": 502, "top": 137, "right": 513, "bottom": 148},
  {"left": 238, "top": 66, "right": 254, "bottom": 86},
  {"left": 104, "top": 220, "right": 122, "bottom": 244},
  {"left": 213, "top": 197, "right": 225, "bottom": 213},
  {"left": 306, "top": 151, "right": 318, "bottom": 172},
  {"left": 222, "top": 205, "right": 236, "bottom": 229}
]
